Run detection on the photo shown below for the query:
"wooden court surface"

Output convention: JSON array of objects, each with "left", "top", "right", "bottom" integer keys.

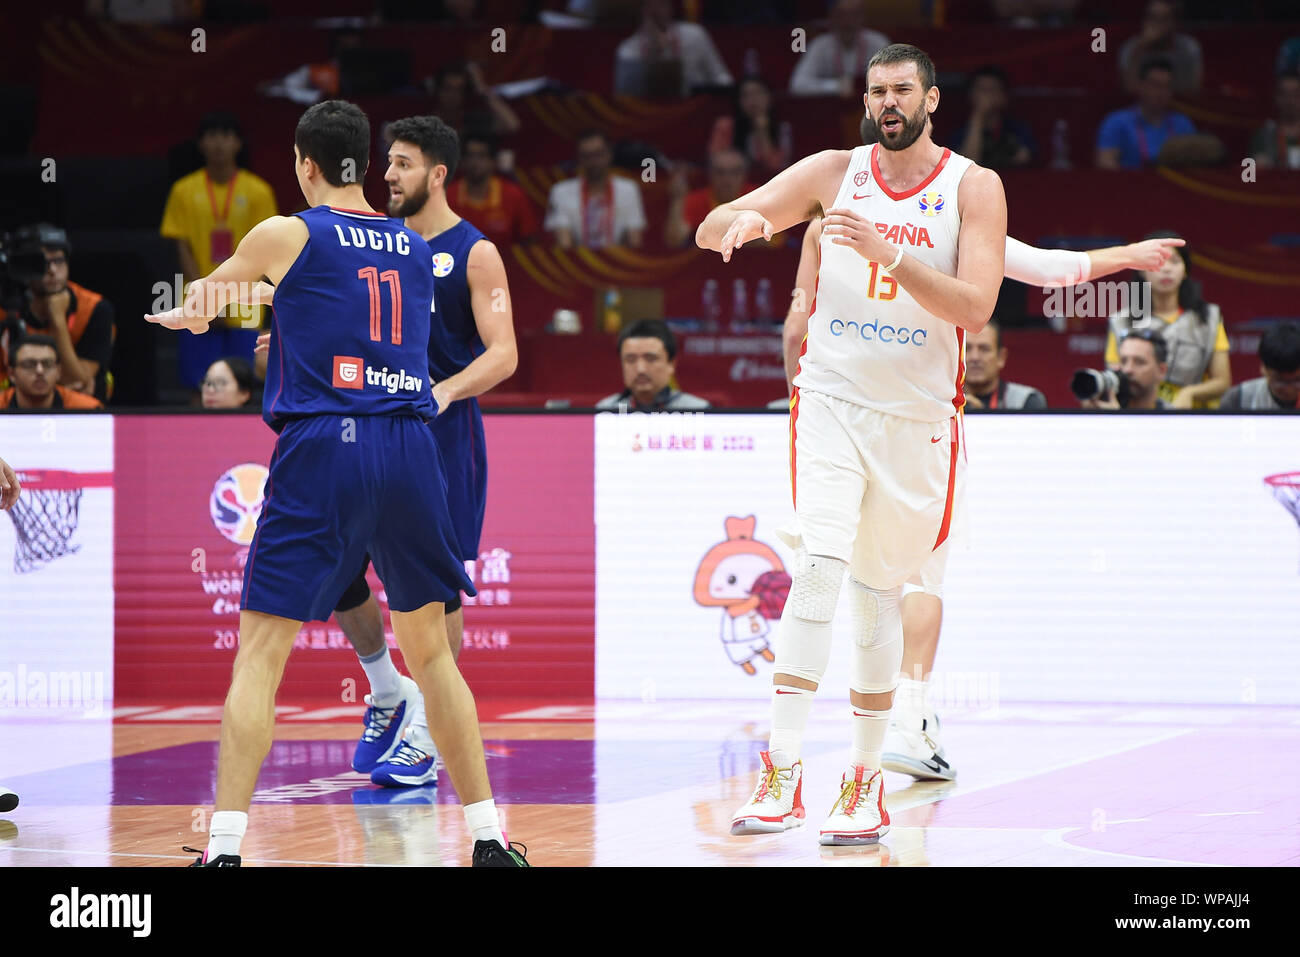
[{"left": 2, "top": 701, "right": 1297, "bottom": 867}]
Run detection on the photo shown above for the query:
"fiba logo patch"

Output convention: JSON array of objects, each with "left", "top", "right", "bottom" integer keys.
[
  {"left": 853, "top": 170, "right": 870, "bottom": 187},
  {"left": 210, "top": 464, "right": 269, "bottom": 545},
  {"left": 918, "top": 191, "right": 944, "bottom": 217},
  {"left": 432, "top": 252, "right": 455, "bottom": 277}
]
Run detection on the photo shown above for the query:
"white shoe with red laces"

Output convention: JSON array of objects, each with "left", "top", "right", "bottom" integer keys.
[
  {"left": 730, "top": 750, "right": 805, "bottom": 835},
  {"left": 818, "top": 765, "right": 889, "bottom": 846}
]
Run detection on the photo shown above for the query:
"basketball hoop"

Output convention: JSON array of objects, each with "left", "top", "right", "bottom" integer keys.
[
  {"left": 1265, "top": 472, "right": 1300, "bottom": 572},
  {"left": 5, "top": 469, "right": 111, "bottom": 574}
]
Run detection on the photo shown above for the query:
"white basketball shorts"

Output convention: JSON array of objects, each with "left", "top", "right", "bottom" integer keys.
[{"left": 788, "top": 388, "right": 962, "bottom": 591}]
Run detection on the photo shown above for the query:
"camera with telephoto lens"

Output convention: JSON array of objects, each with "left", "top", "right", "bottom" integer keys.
[
  {"left": 1071, "top": 367, "right": 1132, "bottom": 408},
  {"left": 0, "top": 224, "right": 64, "bottom": 285}
]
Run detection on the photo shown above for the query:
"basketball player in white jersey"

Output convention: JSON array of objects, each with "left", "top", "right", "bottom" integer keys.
[
  {"left": 782, "top": 214, "right": 1184, "bottom": 783},
  {"left": 1, "top": 454, "right": 21, "bottom": 814},
  {"left": 698, "top": 43, "right": 1007, "bottom": 845}
]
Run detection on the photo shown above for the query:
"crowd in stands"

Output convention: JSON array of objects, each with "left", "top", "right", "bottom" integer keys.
[{"left": 5, "top": 0, "right": 1298, "bottom": 411}]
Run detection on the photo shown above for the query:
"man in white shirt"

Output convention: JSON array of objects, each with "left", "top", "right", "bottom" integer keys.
[
  {"left": 789, "top": 0, "right": 890, "bottom": 97},
  {"left": 614, "top": 0, "right": 733, "bottom": 98},
  {"left": 544, "top": 130, "right": 647, "bottom": 249}
]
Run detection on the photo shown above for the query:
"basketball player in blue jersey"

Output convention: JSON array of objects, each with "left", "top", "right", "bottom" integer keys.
[
  {"left": 249, "top": 116, "right": 518, "bottom": 788},
  {"left": 338, "top": 115, "right": 517, "bottom": 788},
  {"left": 146, "top": 100, "right": 527, "bottom": 866}
]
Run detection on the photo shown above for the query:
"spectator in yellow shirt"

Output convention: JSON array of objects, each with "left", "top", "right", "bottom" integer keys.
[
  {"left": 1104, "top": 230, "right": 1231, "bottom": 409},
  {"left": 160, "top": 111, "right": 277, "bottom": 390}
]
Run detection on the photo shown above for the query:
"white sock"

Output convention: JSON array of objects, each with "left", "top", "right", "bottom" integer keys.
[
  {"left": 894, "top": 675, "right": 928, "bottom": 720},
  {"left": 358, "top": 646, "right": 402, "bottom": 703},
  {"left": 850, "top": 707, "right": 890, "bottom": 771},
  {"left": 463, "top": 798, "right": 505, "bottom": 846},
  {"left": 768, "top": 685, "right": 815, "bottom": 762},
  {"left": 408, "top": 688, "right": 434, "bottom": 751},
  {"left": 207, "top": 810, "right": 248, "bottom": 859}
]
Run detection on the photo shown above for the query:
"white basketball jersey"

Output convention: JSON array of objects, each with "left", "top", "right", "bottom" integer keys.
[{"left": 794, "top": 144, "right": 975, "bottom": 422}]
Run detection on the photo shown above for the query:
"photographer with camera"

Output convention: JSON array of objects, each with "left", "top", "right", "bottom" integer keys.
[
  {"left": 1075, "top": 329, "right": 1169, "bottom": 410},
  {"left": 0, "top": 224, "right": 114, "bottom": 403}
]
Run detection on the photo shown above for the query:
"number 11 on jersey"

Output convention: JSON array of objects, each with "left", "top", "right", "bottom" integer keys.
[{"left": 358, "top": 266, "right": 404, "bottom": 344}]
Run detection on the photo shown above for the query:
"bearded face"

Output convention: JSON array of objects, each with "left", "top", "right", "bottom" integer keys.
[{"left": 865, "top": 98, "right": 929, "bottom": 152}]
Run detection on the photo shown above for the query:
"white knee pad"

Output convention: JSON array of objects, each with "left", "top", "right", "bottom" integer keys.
[
  {"left": 848, "top": 578, "right": 903, "bottom": 696},
  {"left": 786, "top": 549, "right": 845, "bottom": 622},
  {"left": 772, "top": 551, "right": 845, "bottom": 687}
]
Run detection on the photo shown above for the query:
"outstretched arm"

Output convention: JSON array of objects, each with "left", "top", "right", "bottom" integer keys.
[
  {"left": 696, "top": 150, "right": 846, "bottom": 261},
  {"left": 1003, "top": 235, "right": 1185, "bottom": 287},
  {"left": 145, "top": 217, "right": 305, "bottom": 332}
]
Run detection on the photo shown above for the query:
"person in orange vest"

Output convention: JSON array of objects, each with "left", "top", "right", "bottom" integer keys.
[
  {"left": 0, "top": 224, "right": 115, "bottom": 402},
  {"left": 0, "top": 335, "right": 104, "bottom": 410}
]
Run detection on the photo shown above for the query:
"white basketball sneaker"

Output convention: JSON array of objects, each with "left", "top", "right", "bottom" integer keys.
[
  {"left": 882, "top": 710, "right": 957, "bottom": 781},
  {"left": 818, "top": 765, "right": 889, "bottom": 846},
  {"left": 730, "top": 750, "right": 805, "bottom": 835}
]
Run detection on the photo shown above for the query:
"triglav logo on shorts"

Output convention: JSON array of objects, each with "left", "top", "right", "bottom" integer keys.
[
  {"left": 828, "top": 317, "right": 928, "bottom": 347},
  {"left": 331, "top": 356, "right": 425, "bottom": 395}
]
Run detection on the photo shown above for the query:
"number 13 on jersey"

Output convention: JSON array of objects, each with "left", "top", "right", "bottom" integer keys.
[{"left": 866, "top": 260, "right": 898, "bottom": 301}]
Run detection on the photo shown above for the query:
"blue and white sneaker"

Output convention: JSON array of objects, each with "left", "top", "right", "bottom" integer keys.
[
  {"left": 351, "top": 675, "right": 419, "bottom": 773},
  {"left": 370, "top": 737, "right": 439, "bottom": 788}
]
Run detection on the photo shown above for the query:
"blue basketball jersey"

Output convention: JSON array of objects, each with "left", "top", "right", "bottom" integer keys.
[
  {"left": 263, "top": 206, "right": 435, "bottom": 430},
  {"left": 425, "top": 218, "right": 491, "bottom": 560},
  {"left": 427, "top": 219, "right": 487, "bottom": 381}
]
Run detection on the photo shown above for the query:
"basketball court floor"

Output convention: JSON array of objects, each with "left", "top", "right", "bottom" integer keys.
[{"left": 2, "top": 698, "right": 1296, "bottom": 867}]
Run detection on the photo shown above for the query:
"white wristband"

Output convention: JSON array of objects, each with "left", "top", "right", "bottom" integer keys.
[{"left": 881, "top": 246, "right": 904, "bottom": 273}]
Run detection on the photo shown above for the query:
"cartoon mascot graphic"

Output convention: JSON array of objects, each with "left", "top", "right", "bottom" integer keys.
[{"left": 692, "top": 515, "right": 792, "bottom": 675}]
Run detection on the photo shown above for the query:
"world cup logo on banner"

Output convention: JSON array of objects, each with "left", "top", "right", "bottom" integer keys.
[{"left": 210, "top": 464, "right": 269, "bottom": 545}]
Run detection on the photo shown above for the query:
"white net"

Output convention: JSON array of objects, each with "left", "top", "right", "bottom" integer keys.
[
  {"left": 1268, "top": 477, "right": 1300, "bottom": 526},
  {"left": 5, "top": 488, "right": 83, "bottom": 574}
]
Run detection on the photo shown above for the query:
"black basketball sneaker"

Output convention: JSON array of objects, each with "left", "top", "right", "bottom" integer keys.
[
  {"left": 184, "top": 846, "right": 242, "bottom": 867},
  {"left": 471, "top": 840, "right": 530, "bottom": 867}
]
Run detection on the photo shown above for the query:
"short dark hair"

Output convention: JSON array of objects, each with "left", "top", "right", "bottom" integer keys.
[
  {"left": 968, "top": 65, "right": 1009, "bottom": 91},
  {"left": 387, "top": 115, "right": 460, "bottom": 180},
  {"left": 12, "top": 334, "right": 59, "bottom": 362},
  {"left": 617, "top": 318, "right": 677, "bottom": 361},
  {"left": 214, "top": 355, "right": 257, "bottom": 399},
  {"left": 198, "top": 110, "right": 243, "bottom": 139},
  {"left": 1121, "top": 328, "right": 1169, "bottom": 365},
  {"left": 1260, "top": 321, "right": 1300, "bottom": 373},
  {"left": 294, "top": 100, "right": 371, "bottom": 188},
  {"left": 866, "top": 43, "right": 937, "bottom": 95},
  {"left": 1137, "top": 56, "right": 1175, "bottom": 81}
]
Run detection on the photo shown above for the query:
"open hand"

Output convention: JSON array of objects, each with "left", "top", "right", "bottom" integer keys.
[
  {"left": 144, "top": 306, "right": 210, "bottom": 335},
  {"left": 719, "top": 210, "right": 774, "bottom": 263},
  {"left": 0, "top": 456, "right": 19, "bottom": 511}
]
